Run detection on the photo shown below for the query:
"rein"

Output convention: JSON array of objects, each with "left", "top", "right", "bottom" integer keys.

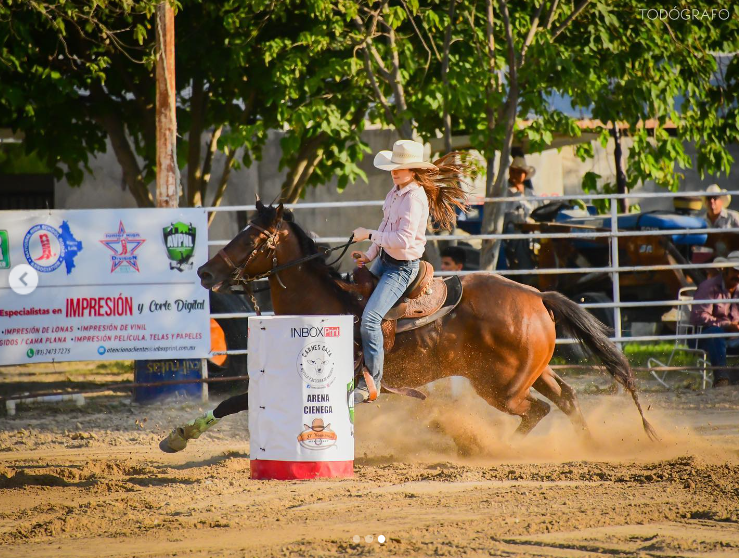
[{"left": 215, "top": 220, "right": 356, "bottom": 314}]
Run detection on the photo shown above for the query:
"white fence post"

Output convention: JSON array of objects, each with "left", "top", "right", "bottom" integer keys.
[{"left": 609, "top": 201, "right": 623, "bottom": 347}]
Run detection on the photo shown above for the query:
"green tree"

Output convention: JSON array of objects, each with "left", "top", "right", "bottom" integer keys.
[
  {"left": 0, "top": 0, "right": 158, "bottom": 205},
  {"left": 462, "top": 0, "right": 739, "bottom": 269},
  {"left": 3, "top": 0, "right": 736, "bottom": 240},
  {"left": 0, "top": 0, "right": 372, "bottom": 213},
  {"left": 348, "top": 1, "right": 737, "bottom": 269}
]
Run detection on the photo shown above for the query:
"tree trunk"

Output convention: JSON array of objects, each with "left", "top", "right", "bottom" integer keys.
[
  {"left": 207, "top": 148, "right": 239, "bottom": 227},
  {"left": 279, "top": 133, "right": 328, "bottom": 204},
  {"left": 200, "top": 91, "right": 254, "bottom": 211},
  {"left": 199, "top": 126, "right": 222, "bottom": 206},
  {"left": 612, "top": 122, "right": 628, "bottom": 213},
  {"left": 92, "top": 109, "right": 155, "bottom": 208},
  {"left": 155, "top": 1, "right": 178, "bottom": 208},
  {"left": 384, "top": 24, "right": 414, "bottom": 139},
  {"left": 480, "top": 0, "right": 519, "bottom": 270},
  {"left": 186, "top": 76, "right": 206, "bottom": 207}
]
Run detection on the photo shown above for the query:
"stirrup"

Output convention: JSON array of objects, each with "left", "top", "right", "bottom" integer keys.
[{"left": 363, "top": 368, "right": 378, "bottom": 402}]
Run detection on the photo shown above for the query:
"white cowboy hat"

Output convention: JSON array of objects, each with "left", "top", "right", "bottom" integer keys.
[
  {"left": 373, "top": 140, "right": 437, "bottom": 171},
  {"left": 509, "top": 156, "right": 536, "bottom": 178},
  {"left": 725, "top": 251, "right": 739, "bottom": 270},
  {"left": 703, "top": 184, "right": 731, "bottom": 206}
]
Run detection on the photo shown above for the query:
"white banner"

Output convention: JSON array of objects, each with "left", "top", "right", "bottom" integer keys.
[
  {"left": 0, "top": 208, "right": 210, "bottom": 365},
  {"left": 248, "top": 315, "right": 354, "bottom": 464}
]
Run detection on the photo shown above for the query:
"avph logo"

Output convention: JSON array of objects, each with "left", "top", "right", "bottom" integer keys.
[
  {"left": 0, "top": 230, "right": 9, "bottom": 269},
  {"left": 23, "top": 222, "right": 83, "bottom": 274},
  {"left": 296, "top": 343, "right": 335, "bottom": 388},
  {"left": 291, "top": 326, "right": 341, "bottom": 338},
  {"left": 163, "top": 222, "right": 196, "bottom": 272},
  {"left": 297, "top": 418, "right": 337, "bottom": 450},
  {"left": 100, "top": 221, "right": 146, "bottom": 273}
]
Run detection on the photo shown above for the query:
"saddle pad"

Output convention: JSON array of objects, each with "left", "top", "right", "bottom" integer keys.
[
  {"left": 381, "top": 276, "right": 462, "bottom": 352},
  {"left": 384, "top": 278, "right": 447, "bottom": 321},
  {"left": 396, "top": 275, "right": 463, "bottom": 334}
]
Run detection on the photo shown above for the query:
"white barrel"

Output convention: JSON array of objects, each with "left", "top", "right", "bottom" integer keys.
[{"left": 248, "top": 315, "right": 354, "bottom": 480}]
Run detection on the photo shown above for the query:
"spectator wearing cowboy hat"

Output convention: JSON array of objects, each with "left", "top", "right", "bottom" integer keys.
[
  {"left": 703, "top": 184, "right": 739, "bottom": 229},
  {"left": 690, "top": 250, "right": 739, "bottom": 387},
  {"left": 502, "top": 155, "right": 538, "bottom": 273},
  {"left": 505, "top": 156, "right": 539, "bottom": 225}
]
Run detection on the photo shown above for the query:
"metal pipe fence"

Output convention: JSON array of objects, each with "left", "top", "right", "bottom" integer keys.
[{"left": 207, "top": 189, "right": 739, "bottom": 356}]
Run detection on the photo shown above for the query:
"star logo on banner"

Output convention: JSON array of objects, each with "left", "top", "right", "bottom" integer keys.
[{"left": 100, "top": 221, "right": 146, "bottom": 272}]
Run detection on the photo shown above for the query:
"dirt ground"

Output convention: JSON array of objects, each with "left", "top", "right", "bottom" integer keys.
[{"left": 1, "top": 369, "right": 738, "bottom": 558}]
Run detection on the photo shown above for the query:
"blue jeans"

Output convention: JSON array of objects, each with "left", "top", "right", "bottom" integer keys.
[
  {"left": 699, "top": 326, "right": 739, "bottom": 384},
  {"left": 360, "top": 256, "right": 420, "bottom": 386}
]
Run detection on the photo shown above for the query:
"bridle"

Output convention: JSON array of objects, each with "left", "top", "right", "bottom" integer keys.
[
  {"left": 217, "top": 220, "right": 284, "bottom": 285},
  {"left": 215, "top": 220, "right": 285, "bottom": 314},
  {"left": 214, "top": 218, "right": 356, "bottom": 314}
]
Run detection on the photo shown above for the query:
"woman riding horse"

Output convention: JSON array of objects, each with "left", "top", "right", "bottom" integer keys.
[
  {"left": 350, "top": 140, "right": 472, "bottom": 402},
  {"left": 160, "top": 144, "right": 658, "bottom": 454}
]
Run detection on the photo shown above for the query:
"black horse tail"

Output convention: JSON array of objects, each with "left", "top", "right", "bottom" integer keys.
[{"left": 540, "top": 291, "right": 659, "bottom": 442}]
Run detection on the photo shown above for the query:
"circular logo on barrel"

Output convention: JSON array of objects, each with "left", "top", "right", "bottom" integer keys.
[{"left": 297, "top": 343, "right": 335, "bottom": 388}]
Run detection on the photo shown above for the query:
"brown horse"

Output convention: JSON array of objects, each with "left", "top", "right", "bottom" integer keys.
[{"left": 186, "top": 200, "right": 657, "bottom": 445}]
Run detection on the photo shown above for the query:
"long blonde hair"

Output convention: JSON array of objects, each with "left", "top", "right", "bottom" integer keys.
[{"left": 412, "top": 152, "right": 476, "bottom": 231}]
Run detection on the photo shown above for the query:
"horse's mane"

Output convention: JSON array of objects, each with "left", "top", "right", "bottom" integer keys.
[{"left": 255, "top": 205, "right": 362, "bottom": 314}]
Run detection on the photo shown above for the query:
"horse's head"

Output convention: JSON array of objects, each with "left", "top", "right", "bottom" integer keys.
[{"left": 197, "top": 198, "right": 285, "bottom": 291}]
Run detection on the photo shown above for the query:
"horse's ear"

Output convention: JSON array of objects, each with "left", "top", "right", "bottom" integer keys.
[
  {"left": 275, "top": 203, "right": 284, "bottom": 221},
  {"left": 255, "top": 194, "right": 265, "bottom": 213}
]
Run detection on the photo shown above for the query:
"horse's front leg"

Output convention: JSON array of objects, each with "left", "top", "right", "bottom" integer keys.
[{"left": 159, "top": 392, "right": 249, "bottom": 453}]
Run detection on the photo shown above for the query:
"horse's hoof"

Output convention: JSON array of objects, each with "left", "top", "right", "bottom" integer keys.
[
  {"left": 354, "top": 387, "right": 370, "bottom": 404},
  {"left": 159, "top": 438, "right": 178, "bottom": 453},
  {"left": 159, "top": 428, "right": 187, "bottom": 453}
]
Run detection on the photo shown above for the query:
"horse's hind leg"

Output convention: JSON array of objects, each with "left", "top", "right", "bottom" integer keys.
[
  {"left": 513, "top": 395, "right": 551, "bottom": 437},
  {"left": 470, "top": 379, "right": 551, "bottom": 439},
  {"left": 533, "top": 367, "right": 591, "bottom": 437}
]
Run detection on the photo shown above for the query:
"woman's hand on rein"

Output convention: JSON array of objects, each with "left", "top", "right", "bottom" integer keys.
[
  {"left": 352, "top": 227, "right": 371, "bottom": 242},
  {"left": 351, "top": 251, "right": 370, "bottom": 268}
]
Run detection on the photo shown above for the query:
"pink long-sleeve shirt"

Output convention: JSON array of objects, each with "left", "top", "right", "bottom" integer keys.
[{"left": 365, "top": 181, "right": 429, "bottom": 262}]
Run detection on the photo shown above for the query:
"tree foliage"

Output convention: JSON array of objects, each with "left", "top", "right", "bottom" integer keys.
[
  {"left": 348, "top": 0, "right": 737, "bottom": 268},
  {"left": 0, "top": 0, "right": 372, "bottom": 210},
  {"left": 1, "top": 0, "right": 736, "bottom": 246}
]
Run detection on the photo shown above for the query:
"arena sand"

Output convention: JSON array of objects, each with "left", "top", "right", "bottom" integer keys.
[{"left": 0, "top": 377, "right": 737, "bottom": 557}]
